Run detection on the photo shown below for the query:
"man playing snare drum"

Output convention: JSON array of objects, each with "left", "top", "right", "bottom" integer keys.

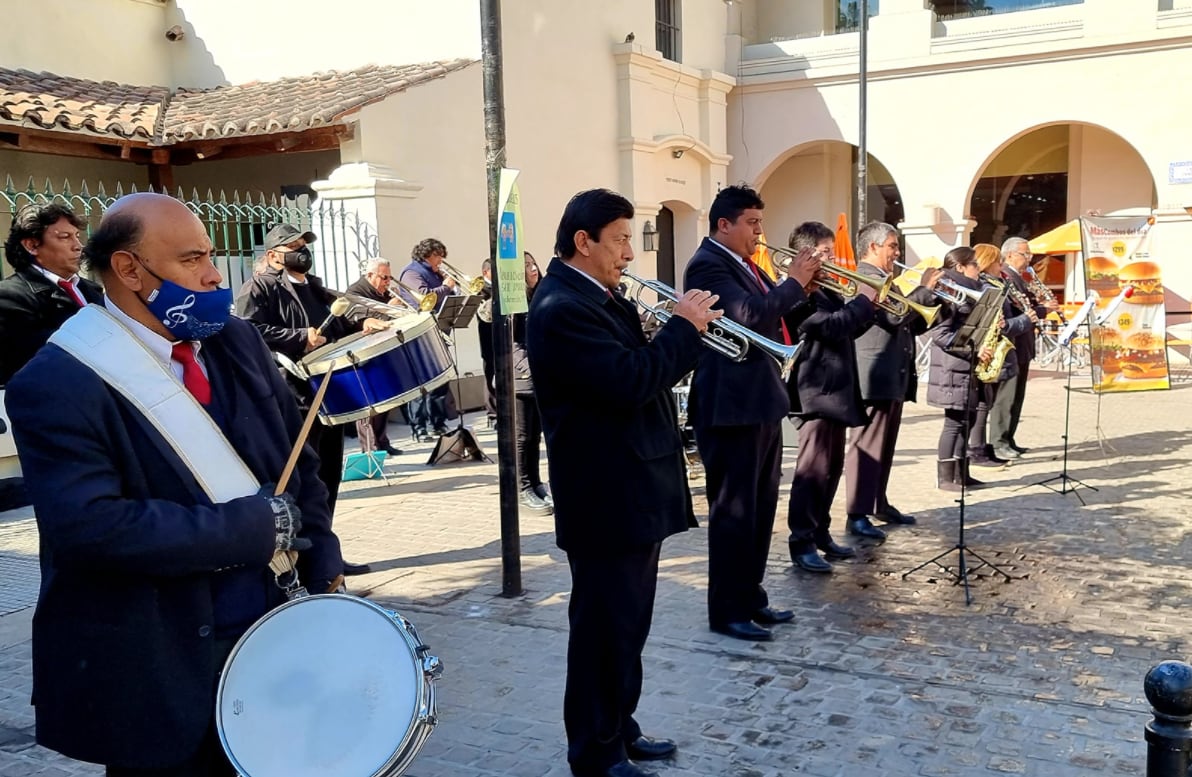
[{"left": 7, "top": 192, "right": 342, "bottom": 775}]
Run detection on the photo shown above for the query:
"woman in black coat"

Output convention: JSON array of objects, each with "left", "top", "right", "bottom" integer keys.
[
  {"left": 925, "top": 247, "right": 993, "bottom": 491},
  {"left": 512, "top": 252, "right": 552, "bottom": 514}
]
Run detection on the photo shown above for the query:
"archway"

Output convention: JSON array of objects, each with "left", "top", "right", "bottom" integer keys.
[{"left": 755, "top": 140, "right": 904, "bottom": 247}]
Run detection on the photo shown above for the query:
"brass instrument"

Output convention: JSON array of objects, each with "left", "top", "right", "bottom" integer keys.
[
  {"left": 980, "top": 272, "right": 1005, "bottom": 289},
  {"left": 347, "top": 292, "right": 418, "bottom": 320},
  {"left": 975, "top": 310, "right": 1014, "bottom": 383},
  {"left": 758, "top": 242, "right": 894, "bottom": 303},
  {"left": 893, "top": 261, "right": 984, "bottom": 311},
  {"left": 622, "top": 271, "right": 802, "bottom": 381},
  {"left": 882, "top": 288, "right": 941, "bottom": 327},
  {"left": 440, "top": 260, "right": 487, "bottom": 295},
  {"left": 392, "top": 280, "right": 439, "bottom": 312}
]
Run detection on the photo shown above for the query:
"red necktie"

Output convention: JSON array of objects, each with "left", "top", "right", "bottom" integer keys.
[
  {"left": 745, "top": 260, "right": 792, "bottom": 346},
  {"left": 171, "top": 342, "right": 211, "bottom": 405},
  {"left": 57, "top": 279, "right": 84, "bottom": 307}
]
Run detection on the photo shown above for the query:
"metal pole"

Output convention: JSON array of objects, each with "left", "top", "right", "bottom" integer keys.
[
  {"left": 1144, "top": 661, "right": 1192, "bottom": 777},
  {"left": 856, "top": 0, "right": 869, "bottom": 229},
  {"left": 480, "top": 0, "right": 522, "bottom": 597}
]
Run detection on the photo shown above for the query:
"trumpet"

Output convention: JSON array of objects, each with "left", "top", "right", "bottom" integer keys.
[
  {"left": 440, "top": 260, "right": 486, "bottom": 295},
  {"left": 757, "top": 241, "right": 894, "bottom": 307},
  {"left": 622, "top": 271, "right": 802, "bottom": 381},
  {"left": 392, "top": 280, "right": 439, "bottom": 312},
  {"left": 894, "top": 261, "right": 985, "bottom": 307}
]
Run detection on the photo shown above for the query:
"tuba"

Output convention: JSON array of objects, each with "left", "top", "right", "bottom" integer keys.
[{"left": 622, "top": 271, "right": 802, "bottom": 381}]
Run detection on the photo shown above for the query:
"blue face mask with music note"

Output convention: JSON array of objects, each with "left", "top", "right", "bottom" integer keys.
[{"left": 134, "top": 255, "right": 233, "bottom": 340}]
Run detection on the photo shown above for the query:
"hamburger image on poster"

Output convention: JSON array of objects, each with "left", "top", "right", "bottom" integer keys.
[
  {"left": 1119, "top": 330, "right": 1167, "bottom": 380},
  {"left": 1117, "top": 260, "right": 1163, "bottom": 329},
  {"left": 1085, "top": 256, "right": 1118, "bottom": 307},
  {"left": 1089, "top": 326, "right": 1123, "bottom": 384}
]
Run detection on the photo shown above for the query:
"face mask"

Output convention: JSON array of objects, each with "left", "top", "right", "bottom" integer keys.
[
  {"left": 282, "top": 246, "right": 313, "bottom": 273},
  {"left": 136, "top": 256, "right": 233, "bottom": 340}
]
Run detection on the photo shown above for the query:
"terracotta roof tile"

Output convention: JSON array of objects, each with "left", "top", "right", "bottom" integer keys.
[
  {"left": 0, "top": 59, "right": 476, "bottom": 146},
  {"left": 0, "top": 69, "right": 168, "bottom": 140}
]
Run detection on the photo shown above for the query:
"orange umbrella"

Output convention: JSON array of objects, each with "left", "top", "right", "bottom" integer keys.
[
  {"left": 834, "top": 213, "right": 856, "bottom": 271},
  {"left": 752, "top": 232, "right": 778, "bottom": 281}
]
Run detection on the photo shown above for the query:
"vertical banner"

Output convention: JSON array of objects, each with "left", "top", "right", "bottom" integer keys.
[
  {"left": 1081, "top": 215, "right": 1168, "bottom": 393},
  {"left": 496, "top": 168, "right": 528, "bottom": 316}
]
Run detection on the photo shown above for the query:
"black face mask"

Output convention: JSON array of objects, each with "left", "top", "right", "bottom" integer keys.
[{"left": 282, "top": 246, "right": 313, "bottom": 273}]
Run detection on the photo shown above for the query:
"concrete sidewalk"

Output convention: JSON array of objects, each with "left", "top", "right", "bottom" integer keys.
[{"left": 0, "top": 368, "right": 1189, "bottom": 776}]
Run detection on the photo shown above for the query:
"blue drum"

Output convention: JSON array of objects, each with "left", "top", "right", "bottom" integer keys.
[{"left": 297, "top": 313, "right": 455, "bottom": 425}]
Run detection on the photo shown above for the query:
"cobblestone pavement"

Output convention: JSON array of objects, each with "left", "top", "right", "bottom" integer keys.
[{"left": 0, "top": 368, "right": 1189, "bottom": 776}]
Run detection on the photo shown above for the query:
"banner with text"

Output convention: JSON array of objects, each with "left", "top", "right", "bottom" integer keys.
[
  {"left": 1081, "top": 215, "right": 1168, "bottom": 393},
  {"left": 496, "top": 168, "right": 528, "bottom": 316}
]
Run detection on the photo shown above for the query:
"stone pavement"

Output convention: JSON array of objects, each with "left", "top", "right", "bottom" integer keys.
[{"left": 0, "top": 367, "right": 1190, "bottom": 776}]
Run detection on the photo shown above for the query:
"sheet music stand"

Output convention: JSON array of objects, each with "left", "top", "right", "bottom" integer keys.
[
  {"left": 903, "top": 286, "right": 1016, "bottom": 604},
  {"left": 428, "top": 294, "right": 492, "bottom": 465}
]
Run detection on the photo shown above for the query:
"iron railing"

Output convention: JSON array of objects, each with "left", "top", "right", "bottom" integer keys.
[{"left": 0, "top": 177, "right": 376, "bottom": 293}]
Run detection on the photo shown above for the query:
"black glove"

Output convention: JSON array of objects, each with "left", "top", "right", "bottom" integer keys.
[{"left": 259, "top": 485, "right": 313, "bottom": 553}]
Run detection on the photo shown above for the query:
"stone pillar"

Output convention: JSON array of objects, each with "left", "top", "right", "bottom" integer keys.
[{"left": 310, "top": 162, "right": 422, "bottom": 291}]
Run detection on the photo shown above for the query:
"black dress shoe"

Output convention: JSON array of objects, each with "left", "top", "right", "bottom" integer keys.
[
  {"left": 433, "top": 425, "right": 450, "bottom": 436},
  {"left": 625, "top": 735, "right": 677, "bottom": 761},
  {"left": 875, "top": 505, "right": 917, "bottom": 525},
  {"left": 793, "top": 551, "right": 833, "bottom": 573},
  {"left": 343, "top": 561, "right": 371, "bottom": 576},
  {"left": 816, "top": 540, "right": 856, "bottom": 560},
  {"left": 752, "top": 606, "right": 794, "bottom": 625},
  {"left": 710, "top": 621, "right": 773, "bottom": 641},
  {"left": 571, "top": 760, "right": 658, "bottom": 777},
  {"left": 846, "top": 516, "right": 887, "bottom": 540},
  {"left": 520, "top": 488, "right": 553, "bottom": 515},
  {"left": 381, "top": 445, "right": 403, "bottom": 456}
]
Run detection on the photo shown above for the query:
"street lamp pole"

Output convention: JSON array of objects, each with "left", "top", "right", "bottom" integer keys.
[
  {"left": 856, "top": 0, "right": 869, "bottom": 229},
  {"left": 480, "top": 0, "right": 523, "bottom": 597}
]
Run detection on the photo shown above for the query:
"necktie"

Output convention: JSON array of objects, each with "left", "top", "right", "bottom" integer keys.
[
  {"left": 171, "top": 342, "right": 211, "bottom": 405},
  {"left": 744, "top": 260, "right": 792, "bottom": 346},
  {"left": 57, "top": 280, "right": 84, "bottom": 307}
]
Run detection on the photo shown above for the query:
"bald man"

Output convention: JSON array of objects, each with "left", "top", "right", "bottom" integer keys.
[{"left": 6, "top": 193, "right": 342, "bottom": 776}]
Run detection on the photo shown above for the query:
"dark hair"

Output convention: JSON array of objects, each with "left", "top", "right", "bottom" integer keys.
[
  {"left": 942, "top": 246, "right": 976, "bottom": 271},
  {"left": 554, "top": 189, "right": 634, "bottom": 260},
  {"left": 412, "top": 238, "right": 447, "bottom": 263},
  {"left": 789, "top": 221, "right": 834, "bottom": 252},
  {"left": 4, "top": 202, "right": 86, "bottom": 271},
  {"left": 708, "top": 185, "right": 764, "bottom": 235},
  {"left": 83, "top": 211, "right": 144, "bottom": 273}
]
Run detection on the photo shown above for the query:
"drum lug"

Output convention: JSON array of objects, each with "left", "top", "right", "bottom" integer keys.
[{"left": 422, "top": 653, "right": 444, "bottom": 681}]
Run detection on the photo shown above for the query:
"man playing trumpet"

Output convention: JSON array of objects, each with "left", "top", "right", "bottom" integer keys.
[
  {"left": 783, "top": 222, "right": 882, "bottom": 573},
  {"left": 683, "top": 185, "right": 820, "bottom": 642}
]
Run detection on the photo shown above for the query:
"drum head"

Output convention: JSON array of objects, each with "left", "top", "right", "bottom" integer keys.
[{"left": 218, "top": 595, "right": 423, "bottom": 777}]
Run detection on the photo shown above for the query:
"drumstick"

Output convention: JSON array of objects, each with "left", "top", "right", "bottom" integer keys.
[{"left": 268, "top": 369, "right": 334, "bottom": 577}]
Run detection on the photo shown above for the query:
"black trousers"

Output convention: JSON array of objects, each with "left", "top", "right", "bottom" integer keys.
[
  {"left": 787, "top": 417, "right": 846, "bottom": 555},
  {"left": 308, "top": 421, "right": 345, "bottom": 515},
  {"left": 565, "top": 544, "right": 660, "bottom": 772},
  {"left": 696, "top": 422, "right": 781, "bottom": 626},
  {"left": 939, "top": 408, "right": 975, "bottom": 460},
  {"left": 514, "top": 393, "right": 543, "bottom": 491},
  {"left": 106, "top": 639, "right": 238, "bottom": 777},
  {"left": 845, "top": 400, "right": 903, "bottom": 516},
  {"left": 967, "top": 382, "right": 997, "bottom": 451}
]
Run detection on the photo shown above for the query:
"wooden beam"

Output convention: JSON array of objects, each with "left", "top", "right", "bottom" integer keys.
[{"left": 148, "top": 163, "right": 175, "bottom": 193}]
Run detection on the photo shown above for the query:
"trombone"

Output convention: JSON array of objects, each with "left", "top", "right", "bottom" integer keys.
[
  {"left": 758, "top": 241, "right": 894, "bottom": 307},
  {"left": 391, "top": 280, "right": 439, "bottom": 312},
  {"left": 440, "top": 260, "right": 487, "bottom": 295},
  {"left": 621, "top": 271, "right": 802, "bottom": 381}
]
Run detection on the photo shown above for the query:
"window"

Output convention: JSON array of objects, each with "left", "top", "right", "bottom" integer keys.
[
  {"left": 837, "top": 0, "right": 880, "bottom": 33},
  {"left": 656, "top": 0, "right": 681, "bottom": 63},
  {"left": 929, "top": 0, "right": 1082, "bottom": 20}
]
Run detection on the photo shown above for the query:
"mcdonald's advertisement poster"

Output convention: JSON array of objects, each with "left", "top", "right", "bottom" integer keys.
[{"left": 1081, "top": 215, "right": 1169, "bottom": 393}]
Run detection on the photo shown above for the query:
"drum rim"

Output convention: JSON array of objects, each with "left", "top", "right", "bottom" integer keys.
[
  {"left": 216, "top": 593, "right": 435, "bottom": 777},
  {"left": 301, "top": 313, "right": 435, "bottom": 377},
  {"left": 317, "top": 368, "right": 454, "bottom": 426}
]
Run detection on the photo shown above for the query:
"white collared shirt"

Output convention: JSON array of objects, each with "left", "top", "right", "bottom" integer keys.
[
  {"left": 709, "top": 238, "right": 755, "bottom": 277},
  {"left": 34, "top": 265, "right": 83, "bottom": 298},
  {"left": 287, "top": 273, "right": 307, "bottom": 285},
  {"left": 565, "top": 263, "right": 613, "bottom": 295},
  {"left": 105, "top": 295, "right": 207, "bottom": 382}
]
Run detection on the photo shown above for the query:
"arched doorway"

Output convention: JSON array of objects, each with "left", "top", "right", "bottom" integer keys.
[
  {"left": 756, "top": 140, "right": 904, "bottom": 246},
  {"left": 967, "top": 123, "right": 1157, "bottom": 247}
]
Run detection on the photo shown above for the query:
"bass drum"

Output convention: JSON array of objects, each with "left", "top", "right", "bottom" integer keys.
[{"left": 217, "top": 594, "right": 442, "bottom": 777}]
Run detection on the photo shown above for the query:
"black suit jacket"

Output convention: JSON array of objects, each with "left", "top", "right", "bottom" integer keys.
[
  {"left": 527, "top": 259, "right": 702, "bottom": 553},
  {"left": 7, "top": 315, "right": 340, "bottom": 769},
  {"left": 0, "top": 266, "right": 103, "bottom": 385},
  {"left": 1003, "top": 267, "right": 1044, "bottom": 361},
  {"left": 852, "top": 261, "right": 939, "bottom": 403},
  {"left": 682, "top": 238, "right": 810, "bottom": 427},
  {"left": 788, "top": 289, "right": 875, "bottom": 427}
]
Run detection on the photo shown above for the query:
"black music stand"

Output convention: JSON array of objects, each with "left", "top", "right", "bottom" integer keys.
[
  {"left": 903, "top": 287, "right": 1016, "bottom": 605},
  {"left": 1024, "top": 295, "right": 1098, "bottom": 504},
  {"left": 428, "top": 295, "right": 492, "bottom": 466}
]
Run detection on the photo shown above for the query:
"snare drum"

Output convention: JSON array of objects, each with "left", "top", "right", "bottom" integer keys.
[
  {"left": 217, "top": 594, "right": 442, "bottom": 777},
  {"left": 298, "top": 313, "right": 454, "bottom": 425}
]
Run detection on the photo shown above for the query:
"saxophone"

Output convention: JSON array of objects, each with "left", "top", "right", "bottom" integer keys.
[{"left": 975, "top": 311, "right": 1014, "bottom": 383}]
